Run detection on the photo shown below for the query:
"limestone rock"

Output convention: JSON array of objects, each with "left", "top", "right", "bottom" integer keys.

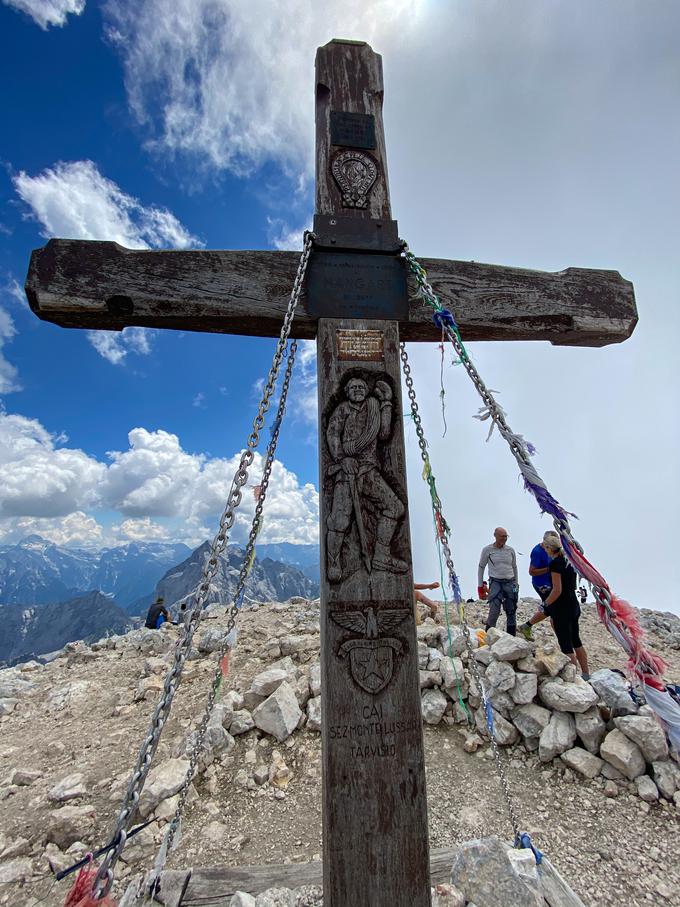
[
  {"left": 600, "top": 729, "right": 646, "bottom": 780},
  {"left": 539, "top": 712, "right": 576, "bottom": 762},
  {"left": 651, "top": 760, "right": 679, "bottom": 799},
  {"left": 48, "top": 772, "right": 87, "bottom": 802},
  {"left": 473, "top": 646, "right": 493, "bottom": 666},
  {"left": 589, "top": 669, "right": 638, "bottom": 715},
  {"left": 574, "top": 707, "right": 607, "bottom": 754},
  {"left": 292, "top": 674, "right": 311, "bottom": 708},
  {"left": 560, "top": 747, "right": 604, "bottom": 779},
  {"left": 511, "top": 704, "right": 551, "bottom": 739},
  {"left": 422, "top": 689, "right": 448, "bottom": 725},
  {"left": 306, "top": 696, "right": 321, "bottom": 732},
  {"left": 434, "top": 882, "right": 466, "bottom": 907},
  {"left": 614, "top": 714, "right": 669, "bottom": 762},
  {"left": 601, "top": 763, "right": 624, "bottom": 780},
  {"left": 253, "top": 682, "right": 303, "bottom": 742},
  {"left": 533, "top": 644, "right": 569, "bottom": 678},
  {"left": 308, "top": 662, "right": 321, "bottom": 697},
  {"left": 420, "top": 670, "right": 443, "bottom": 689},
  {"left": 9, "top": 767, "right": 43, "bottom": 786},
  {"left": 138, "top": 758, "right": 190, "bottom": 818},
  {"left": 205, "top": 711, "right": 236, "bottom": 756},
  {"left": 510, "top": 672, "right": 537, "bottom": 705},
  {"left": 450, "top": 836, "right": 543, "bottom": 907},
  {"left": 0, "top": 858, "right": 33, "bottom": 884},
  {"left": 490, "top": 633, "right": 532, "bottom": 662},
  {"left": 251, "top": 668, "right": 288, "bottom": 697},
  {"left": 45, "top": 803, "right": 96, "bottom": 849},
  {"left": 635, "top": 775, "right": 659, "bottom": 802},
  {"left": 515, "top": 655, "right": 541, "bottom": 674},
  {"left": 198, "top": 627, "right": 234, "bottom": 654},
  {"left": 230, "top": 710, "right": 256, "bottom": 736},
  {"left": 464, "top": 733, "right": 484, "bottom": 753},
  {"left": 485, "top": 660, "right": 516, "bottom": 694},
  {"left": 48, "top": 681, "right": 90, "bottom": 711},
  {"left": 279, "top": 635, "right": 318, "bottom": 656},
  {"left": 231, "top": 894, "right": 257, "bottom": 907},
  {"left": 603, "top": 780, "right": 619, "bottom": 797},
  {"left": 255, "top": 889, "right": 295, "bottom": 907},
  {"left": 440, "top": 656, "right": 465, "bottom": 690},
  {"left": 0, "top": 698, "right": 18, "bottom": 717},
  {"left": 538, "top": 677, "right": 598, "bottom": 713},
  {"left": 490, "top": 710, "right": 519, "bottom": 746}
]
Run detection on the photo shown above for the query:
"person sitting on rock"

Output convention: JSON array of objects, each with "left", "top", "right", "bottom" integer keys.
[
  {"left": 414, "top": 581, "right": 440, "bottom": 625},
  {"left": 541, "top": 537, "right": 590, "bottom": 680},
  {"left": 144, "top": 596, "right": 169, "bottom": 630}
]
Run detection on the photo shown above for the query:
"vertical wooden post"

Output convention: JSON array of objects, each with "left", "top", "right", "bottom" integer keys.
[{"left": 314, "top": 40, "right": 431, "bottom": 907}]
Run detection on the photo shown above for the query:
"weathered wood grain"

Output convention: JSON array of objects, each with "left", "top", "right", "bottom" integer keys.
[
  {"left": 316, "top": 39, "right": 391, "bottom": 220},
  {"left": 315, "top": 38, "right": 430, "bottom": 907},
  {"left": 26, "top": 239, "right": 637, "bottom": 347}
]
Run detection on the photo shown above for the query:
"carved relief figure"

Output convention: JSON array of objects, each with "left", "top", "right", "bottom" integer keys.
[
  {"left": 331, "top": 149, "right": 378, "bottom": 208},
  {"left": 331, "top": 606, "right": 410, "bottom": 693},
  {"left": 326, "top": 376, "right": 406, "bottom": 583}
]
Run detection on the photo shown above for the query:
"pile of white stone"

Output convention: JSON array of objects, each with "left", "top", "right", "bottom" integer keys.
[{"left": 417, "top": 620, "right": 680, "bottom": 805}]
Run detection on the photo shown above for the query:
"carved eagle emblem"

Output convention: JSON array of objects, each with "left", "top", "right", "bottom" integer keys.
[{"left": 331, "top": 606, "right": 409, "bottom": 640}]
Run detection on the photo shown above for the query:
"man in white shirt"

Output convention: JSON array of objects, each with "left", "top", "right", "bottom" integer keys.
[{"left": 478, "top": 527, "right": 519, "bottom": 636}]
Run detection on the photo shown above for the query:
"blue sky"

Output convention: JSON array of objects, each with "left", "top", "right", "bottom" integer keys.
[{"left": 1, "top": 0, "right": 679, "bottom": 613}]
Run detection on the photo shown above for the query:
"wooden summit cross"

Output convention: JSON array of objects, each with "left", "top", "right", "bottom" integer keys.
[{"left": 26, "top": 40, "right": 636, "bottom": 907}]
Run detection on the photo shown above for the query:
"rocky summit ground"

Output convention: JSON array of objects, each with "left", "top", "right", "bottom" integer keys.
[{"left": 0, "top": 597, "right": 679, "bottom": 907}]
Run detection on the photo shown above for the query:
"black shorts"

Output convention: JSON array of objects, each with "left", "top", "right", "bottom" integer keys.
[{"left": 545, "top": 604, "right": 582, "bottom": 655}]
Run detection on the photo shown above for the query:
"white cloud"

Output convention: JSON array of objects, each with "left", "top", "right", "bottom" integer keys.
[
  {"left": 13, "top": 160, "right": 200, "bottom": 363},
  {"left": 0, "top": 307, "right": 21, "bottom": 394},
  {"left": 5, "top": 278, "right": 27, "bottom": 309},
  {"left": 86, "top": 326, "right": 155, "bottom": 365},
  {"left": 0, "top": 511, "right": 104, "bottom": 546},
  {"left": 103, "top": 0, "right": 423, "bottom": 177},
  {"left": 2, "top": 0, "right": 85, "bottom": 30},
  {"left": 267, "top": 218, "right": 306, "bottom": 252},
  {"left": 192, "top": 392, "right": 206, "bottom": 408},
  {"left": 13, "top": 160, "right": 201, "bottom": 250},
  {"left": 112, "top": 517, "right": 172, "bottom": 542},
  {"left": 290, "top": 339, "right": 317, "bottom": 433},
  {"left": 0, "top": 413, "right": 319, "bottom": 546},
  {"left": 0, "top": 413, "right": 105, "bottom": 517}
]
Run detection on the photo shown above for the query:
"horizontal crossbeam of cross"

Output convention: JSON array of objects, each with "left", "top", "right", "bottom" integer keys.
[{"left": 26, "top": 238, "right": 636, "bottom": 347}]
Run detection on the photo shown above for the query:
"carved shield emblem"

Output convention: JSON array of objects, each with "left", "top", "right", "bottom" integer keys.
[
  {"left": 331, "top": 606, "right": 409, "bottom": 693},
  {"left": 331, "top": 149, "right": 378, "bottom": 208}
]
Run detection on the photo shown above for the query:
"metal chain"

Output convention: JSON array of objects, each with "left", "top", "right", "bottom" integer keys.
[
  {"left": 400, "top": 342, "right": 522, "bottom": 842},
  {"left": 92, "top": 232, "right": 315, "bottom": 899},
  {"left": 160, "top": 335, "right": 300, "bottom": 860},
  {"left": 401, "top": 245, "right": 628, "bottom": 648}
]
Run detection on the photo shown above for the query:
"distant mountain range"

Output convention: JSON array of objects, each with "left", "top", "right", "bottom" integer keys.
[
  {"left": 156, "top": 542, "right": 319, "bottom": 611},
  {"left": 0, "top": 535, "right": 191, "bottom": 609},
  {"left": 0, "top": 591, "right": 133, "bottom": 666},
  {"left": 0, "top": 536, "right": 320, "bottom": 664}
]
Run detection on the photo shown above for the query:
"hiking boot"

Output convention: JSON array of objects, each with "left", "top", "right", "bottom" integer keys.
[
  {"left": 519, "top": 622, "right": 534, "bottom": 642},
  {"left": 372, "top": 544, "right": 408, "bottom": 574}
]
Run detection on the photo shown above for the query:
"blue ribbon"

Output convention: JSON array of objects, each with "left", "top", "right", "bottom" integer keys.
[
  {"left": 269, "top": 413, "right": 283, "bottom": 439},
  {"left": 515, "top": 832, "right": 543, "bottom": 864},
  {"left": 484, "top": 700, "right": 495, "bottom": 736},
  {"left": 433, "top": 308, "right": 458, "bottom": 331}
]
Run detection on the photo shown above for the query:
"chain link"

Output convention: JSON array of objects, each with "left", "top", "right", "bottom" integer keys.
[
  {"left": 401, "top": 245, "right": 625, "bottom": 631},
  {"left": 92, "top": 232, "right": 315, "bottom": 899},
  {"left": 161, "top": 335, "right": 300, "bottom": 861},
  {"left": 400, "top": 342, "right": 522, "bottom": 842}
]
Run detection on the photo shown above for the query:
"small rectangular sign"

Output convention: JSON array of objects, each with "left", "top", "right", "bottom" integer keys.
[
  {"left": 330, "top": 111, "right": 376, "bottom": 149},
  {"left": 337, "top": 329, "right": 384, "bottom": 361},
  {"left": 305, "top": 252, "right": 408, "bottom": 321}
]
